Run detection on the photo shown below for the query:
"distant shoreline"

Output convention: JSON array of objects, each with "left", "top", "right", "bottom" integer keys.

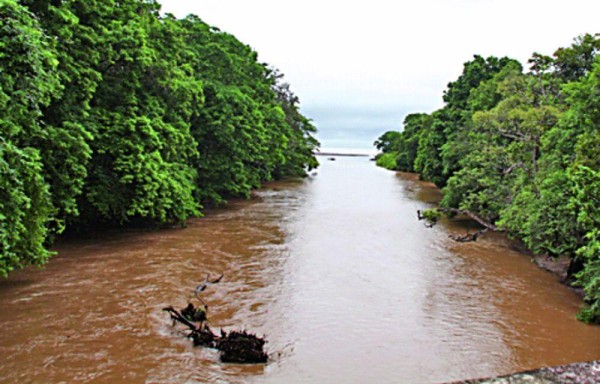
[{"left": 314, "top": 152, "right": 371, "bottom": 157}]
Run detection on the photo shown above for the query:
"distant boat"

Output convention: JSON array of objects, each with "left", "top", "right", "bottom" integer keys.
[{"left": 327, "top": 157, "right": 336, "bottom": 161}]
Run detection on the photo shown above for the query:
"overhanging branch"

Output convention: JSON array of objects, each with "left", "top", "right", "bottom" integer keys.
[{"left": 437, "top": 207, "right": 501, "bottom": 232}]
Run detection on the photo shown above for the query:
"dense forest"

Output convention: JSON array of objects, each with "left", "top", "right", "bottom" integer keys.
[
  {"left": 0, "top": 0, "right": 319, "bottom": 276},
  {"left": 374, "top": 34, "right": 599, "bottom": 323}
]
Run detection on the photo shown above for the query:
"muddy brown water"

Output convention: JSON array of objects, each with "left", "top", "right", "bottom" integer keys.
[{"left": 0, "top": 156, "right": 598, "bottom": 383}]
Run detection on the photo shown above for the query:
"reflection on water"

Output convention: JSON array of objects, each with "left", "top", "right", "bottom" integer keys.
[{"left": 0, "top": 157, "right": 598, "bottom": 383}]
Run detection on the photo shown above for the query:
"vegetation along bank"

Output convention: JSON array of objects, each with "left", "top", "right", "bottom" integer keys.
[
  {"left": 374, "top": 34, "right": 600, "bottom": 323},
  {"left": 0, "top": 0, "right": 319, "bottom": 277}
]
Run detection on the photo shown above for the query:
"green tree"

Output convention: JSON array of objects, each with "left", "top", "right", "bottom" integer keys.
[
  {"left": 374, "top": 113, "right": 431, "bottom": 172},
  {"left": 374, "top": 131, "right": 402, "bottom": 153},
  {"left": 88, "top": 4, "right": 200, "bottom": 224},
  {"left": 553, "top": 33, "right": 600, "bottom": 82},
  {"left": 0, "top": 0, "right": 57, "bottom": 275},
  {"left": 439, "top": 56, "right": 521, "bottom": 185},
  {"left": 414, "top": 110, "right": 447, "bottom": 186},
  {"left": 2, "top": 0, "right": 319, "bottom": 276},
  {"left": 269, "top": 68, "right": 319, "bottom": 178},
  {"left": 180, "top": 15, "right": 318, "bottom": 203},
  {"left": 0, "top": 142, "right": 53, "bottom": 277}
]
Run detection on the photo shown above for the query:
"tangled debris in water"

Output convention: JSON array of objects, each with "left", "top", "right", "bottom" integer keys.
[
  {"left": 216, "top": 330, "right": 268, "bottom": 363},
  {"left": 163, "top": 274, "right": 268, "bottom": 364}
]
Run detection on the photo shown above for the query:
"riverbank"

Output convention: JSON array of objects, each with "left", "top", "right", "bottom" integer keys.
[
  {"left": 450, "top": 360, "right": 600, "bottom": 384},
  {"left": 400, "top": 171, "right": 598, "bottom": 382},
  {"left": 394, "top": 170, "right": 589, "bottom": 304},
  {"left": 532, "top": 254, "right": 587, "bottom": 298}
]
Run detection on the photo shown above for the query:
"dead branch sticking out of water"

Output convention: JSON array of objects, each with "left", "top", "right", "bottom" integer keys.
[{"left": 163, "top": 274, "right": 268, "bottom": 364}]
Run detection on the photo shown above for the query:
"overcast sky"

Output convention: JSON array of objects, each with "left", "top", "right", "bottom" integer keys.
[{"left": 159, "top": 0, "right": 599, "bottom": 152}]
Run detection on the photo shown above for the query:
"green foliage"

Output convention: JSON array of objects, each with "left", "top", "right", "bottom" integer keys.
[
  {"left": 17, "top": 0, "right": 97, "bottom": 231},
  {"left": 443, "top": 55, "right": 520, "bottom": 110},
  {"left": 553, "top": 33, "right": 600, "bottom": 82},
  {"left": 177, "top": 16, "right": 319, "bottom": 204},
  {"left": 0, "top": 0, "right": 59, "bottom": 136},
  {"left": 79, "top": 3, "right": 202, "bottom": 225},
  {"left": 373, "top": 131, "right": 402, "bottom": 153},
  {"left": 394, "top": 115, "right": 424, "bottom": 171},
  {"left": 374, "top": 114, "right": 431, "bottom": 172},
  {"left": 0, "top": 0, "right": 58, "bottom": 272},
  {"left": 413, "top": 111, "right": 447, "bottom": 186},
  {"left": 269, "top": 68, "right": 319, "bottom": 178},
  {"left": 439, "top": 57, "right": 522, "bottom": 185},
  {"left": 576, "top": 228, "right": 600, "bottom": 323},
  {"left": 375, "top": 153, "right": 398, "bottom": 170},
  {"left": 420, "top": 209, "right": 442, "bottom": 226},
  {"left": 0, "top": 0, "right": 319, "bottom": 274},
  {"left": 0, "top": 141, "right": 53, "bottom": 277},
  {"left": 570, "top": 166, "right": 600, "bottom": 323},
  {"left": 499, "top": 170, "right": 579, "bottom": 256}
]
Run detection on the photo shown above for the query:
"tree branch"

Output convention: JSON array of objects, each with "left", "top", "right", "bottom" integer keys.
[
  {"left": 437, "top": 207, "right": 501, "bottom": 232},
  {"left": 504, "top": 162, "right": 524, "bottom": 175},
  {"left": 163, "top": 306, "right": 199, "bottom": 332},
  {"left": 498, "top": 129, "right": 529, "bottom": 141}
]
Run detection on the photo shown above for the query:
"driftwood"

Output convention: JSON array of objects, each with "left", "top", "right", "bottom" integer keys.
[{"left": 163, "top": 274, "right": 268, "bottom": 364}]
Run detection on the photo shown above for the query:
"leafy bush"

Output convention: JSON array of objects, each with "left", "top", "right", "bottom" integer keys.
[{"left": 375, "top": 153, "right": 398, "bottom": 170}]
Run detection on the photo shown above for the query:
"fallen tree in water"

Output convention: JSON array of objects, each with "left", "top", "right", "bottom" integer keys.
[
  {"left": 163, "top": 274, "right": 268, "bottom": 364},
  {"left": 418, "top": 208, "right": 499, "bottom": 242}
]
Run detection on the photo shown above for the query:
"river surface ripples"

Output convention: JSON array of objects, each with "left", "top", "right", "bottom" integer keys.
[{"left": 0, "top": 156, "right": 598, "bottom": 383}]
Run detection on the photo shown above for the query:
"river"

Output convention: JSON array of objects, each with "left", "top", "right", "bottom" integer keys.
[{"left": 0, "top": 156, "right": 598, "bottom": 383}]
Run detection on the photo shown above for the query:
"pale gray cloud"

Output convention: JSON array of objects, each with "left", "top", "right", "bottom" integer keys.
[
  {"left": 304, "top": 104, "right": 413, "bottom": 148},
  {"left": 159, "top": 0, "right": 600, "bottom": 151}
]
